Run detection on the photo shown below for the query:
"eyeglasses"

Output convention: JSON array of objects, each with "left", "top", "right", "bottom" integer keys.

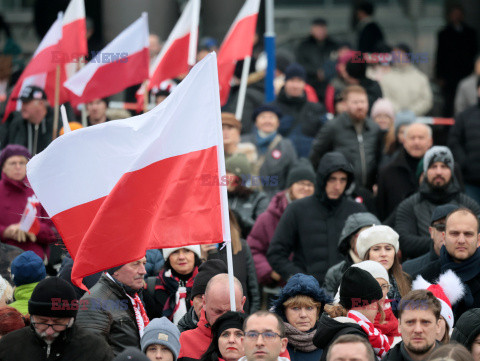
[
  {"left": 245, "top": 331, "right": 281, "bottom": 341},
  {"left": 31, "top": 322, "right": 69, "bottom": 332},
  {"left": 381, "top": 284, "right": 392, "bottom": 292},
  {"left": 433, "top": 223, "right": 446, "bottom": 232}
]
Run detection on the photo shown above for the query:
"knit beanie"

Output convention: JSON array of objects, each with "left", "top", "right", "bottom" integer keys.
[
  {"left": 11, "top": 251, "right": 46, "bottom": 286},
  {"left": 162, "top": 245, "right": 201, "bottom": 262},
  {"left": 412, "top": 270, "right": 465, "bottom": 329},
  {"left": 285, "top": 63, "right": 306, "bottom": 81},
  {"left": 252, "top": 105, "right": 282, "bottom": 123},
  {"left": 272, "top": 273, "right": 332, "bottom": 320},
  {"left": 451, "top": 308, "right": 480, "bottom": 350},
  {"left": 226, "top": 153, "right": 251, "bottom": 178},
  {"left": 352, "top": 261, "right": 389, "bottom": 283},
  {"left": 340, "top": 267, "right": 383, "bottom": 309},
  {"left": 191, "top": 259, "right": 228, "bottom": 299},
  {"left": 212, "top": 311, "right": 246, "bottom": 340},
  {"left": 356, "top": 225, "right": 399, "bottom": 260},
  {"left": 114, "top": 347, "right": 150, "bottom": 361},
  {"left": 141, "top": 317, "right": 181, "bottom": 359},
  {"left": 338, "top": 212, "right": 381, "bottom": 255},
  {"left": 222, "top": 112, "right": 242, "bottom": 132},
  {"left": 286, "top": 160, "right": 316, "bottom": 188},
  {"left": 371, "top": 98, "right": 395, "bottom": 120},
  {"left": 28, "top": 277, "right": 78, "bottom": 318},
  {"left": 0, "top": 144, "right": 31, "bottom": 170},
  {"left": 423, "top": 146, "right": 454, "bottom": 174}
]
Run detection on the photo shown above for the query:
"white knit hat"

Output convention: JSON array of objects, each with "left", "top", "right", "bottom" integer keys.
[
  {"left": 352, "top": 261, "right": 389, "bottom": 283},
  {"left": 356, "top": 225, "right": 399, "bottom": 260},
  {"left": 162, "top": 245, "right": 201, "bottom": 261},
  {"left": 412, "top": 270, "right": 465, "bottom": 329}
]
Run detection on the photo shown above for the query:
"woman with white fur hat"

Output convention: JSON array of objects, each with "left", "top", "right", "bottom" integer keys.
[
  {"left": 412, "top": 270, "right": 465, "bottom": 344},
  {"left": 356, "top": 225, "right": 411, "bottom": 303},
  {"left": 143, "top": 245, "right": 202, "bottom": 324}
]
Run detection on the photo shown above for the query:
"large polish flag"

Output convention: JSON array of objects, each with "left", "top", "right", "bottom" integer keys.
[
  {"left": 217, "top": 0, "right": 260, "bottom": 106},
  {"left": 27, "top": 53, "right": 230, "bottom": 290},
  {"left": 64, "top": 13, "right": 149, "bottom": 106},
  {"left": 3, "top": 14, "right": 66, "bottom": 122},
  {"left": 63, "top": 0, "right": 87, "bottom": 78}
]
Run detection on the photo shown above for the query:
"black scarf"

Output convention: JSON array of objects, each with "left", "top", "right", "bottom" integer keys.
[{"left": 440, "top": 245, "right": 480, "bottom": 307}]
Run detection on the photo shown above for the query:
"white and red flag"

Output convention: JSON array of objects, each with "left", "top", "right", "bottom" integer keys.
[
  {"left": 135, "top": 0, "right": 200, "bottom": 110},
  {"left": 3, "top": 13, "right": 66, "bottom": 122},
  {"left": 64, "top": 13, "right": 149, "bottom": 106},
  {"left": 19, "top": 196, "right": 41, "bottom": 235},
  {"left": 62, "top": 0, "right": 88, "bottom": 78},
  {"left": 27, "top": 53, "right": 229, "bottom": 290},
  {"left": 217, "top": 0, "right": 260, "bottom": 105}
]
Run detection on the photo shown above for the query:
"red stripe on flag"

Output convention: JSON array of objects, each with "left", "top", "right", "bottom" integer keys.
[
  {"left": 52, "top": 146, "right": 223, "bottom": 286},
  {"left": 68, "top": 48, "right": 149, "bottom": 106},
  {"left": 62, "top": 19, "right": 88, "bottom": 59},
  {"left": 149, "top": 34, "right": 190, "bottom": 89},
  {"left": 218, "top": 14, "right": 258, "bottom": 62}
]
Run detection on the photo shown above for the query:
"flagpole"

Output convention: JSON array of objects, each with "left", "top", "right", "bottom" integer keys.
[
  {"left": 235, "top": 56, "right": 251, "bottom": 121},
  {"left": 143, "top": 80, "right": 149, "bottom": 113},
  {"left": 52, "top": 64, "right": 61, "bottom": 140},
  {"left": 264, "top": 0, "right": 276, "bottom": 102},
  {"left": 188, "top": 0, "right": 200, "bottom": 67}
]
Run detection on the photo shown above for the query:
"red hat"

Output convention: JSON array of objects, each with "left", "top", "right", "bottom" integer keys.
[{"left": 412, "top": 270, "right": 465, "bottom": 329}]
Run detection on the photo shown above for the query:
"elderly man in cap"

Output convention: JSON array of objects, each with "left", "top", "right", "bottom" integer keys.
[
  {"left": 395, "top": 146, "right": 480, "bottom": 260},
  {"left": 76, "top": 256, "right": 148, "bottom": 356},
  {"left": 2, "top": 85, "right": 54, "bottom": 155},
  {"left": 402, "top": 204, "right": 458, "bottom": 276},
  {"left": 0, "top": 277, "right": 113, "bottom": 360}
]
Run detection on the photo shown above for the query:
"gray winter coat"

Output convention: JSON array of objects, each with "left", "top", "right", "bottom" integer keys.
[{"left": 310, "top": 112, "right": 382, "bottom": 188}]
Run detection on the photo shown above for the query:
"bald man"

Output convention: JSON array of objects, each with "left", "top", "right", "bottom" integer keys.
[
  {"left": 178, "top": 274, "right": 245, "bottom": 361},
  {"left": 376, "top": 123, "right": 433, "bottom": 221}
]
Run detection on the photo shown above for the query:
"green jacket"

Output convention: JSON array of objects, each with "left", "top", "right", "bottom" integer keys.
[{"left": 10, "top": 282, "right": 38, "bottom": 314}]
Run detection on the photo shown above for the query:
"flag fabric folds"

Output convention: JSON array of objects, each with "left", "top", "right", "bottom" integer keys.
[
  {"left": 27, "top": 53, "right": 229, "bottom": 290},
  {"left": 64, "top": 13, "right": 149, "bottom": 106},
  {"left": 217, "top": 0, "right": 261, "bottom": 106}
]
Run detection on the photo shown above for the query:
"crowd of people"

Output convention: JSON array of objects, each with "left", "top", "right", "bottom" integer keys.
[{"left": 0, "top": 0, "right": 480, "bottom": 360}]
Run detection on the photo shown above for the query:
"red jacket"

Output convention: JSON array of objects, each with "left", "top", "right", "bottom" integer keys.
[{"left": 0, "top": 175, "right": 56, "bottom": 259}]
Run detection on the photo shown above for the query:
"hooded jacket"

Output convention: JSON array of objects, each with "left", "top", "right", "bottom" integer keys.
[
  {"left": 395, "top": 178, "right": 480, "bottom": 259},
  {"left": 247, "top": 190, "right": 290, "bottom": 285},
  {"left": 10, "top": 282, "right": 38, "bottom": 315},
  {"left": 0, "top": 324, "right": 113, "bottom": 361},
  {"left": 323, "top": 212, "right": 380, "bottom": 295},
  {"left": 451, "top": 308, "right": 480, "bottom": 350},
  {"left": 267, "top": 152, "right": 366, "bottom": 284},
  {"left": 313, "top": 313, "right": 369, "bottom": 361}
]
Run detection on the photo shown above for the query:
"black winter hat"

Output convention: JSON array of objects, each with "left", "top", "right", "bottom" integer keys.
[
  {"left": 285, "top": 63, "right": 306, "bottom": 81},
  {"left": 451, "top": 308, "right": 480, "bottom": 350},
  {"left": 339, "top": 267, "right": 382, "bottom": 310},
  {"left": 190, "top": 259, "right": 228, "bottom": 299},
  {"left": 286, "top": 159, "right": 316, "bottom": 188},
  {"left": 113, "top": 347, "right": 150, "bottom": 361},
  {"left": 28, "top": 277, "right": 78, "bottom": 318},
  {"left": 252, "top": 105, "right": 282, "bottom": 122}
]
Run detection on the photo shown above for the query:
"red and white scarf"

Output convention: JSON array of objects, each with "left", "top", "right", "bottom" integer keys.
[
  {"left": 348, "top": 310, "right": 391, "bottom": 359},
  {"left": 127, "top": 293, "right": 150, "bottom": 337}
]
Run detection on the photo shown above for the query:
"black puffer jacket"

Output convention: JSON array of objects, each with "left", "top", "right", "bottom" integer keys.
[
  {"left": 310, "top": 112, "right": 382, "bottom": 188},
  {"left": 0, "top": 324, "right": 113, "bottom": 361},
  {"left": 451, "top": 308, "right": 480, "bottom": 350},
  {"left": 76, "top": 274, "right": 142, "bottom": 356},
  {"left": 449, "top": 104, "right": 480, "bottom": 185},
  {"left": 267, "top": 152, "right": 366, "bottom": 284},
  {"left": 395, "top": 179, "right": 480, "bottom": 260},
  {"left": 313, "top": 313, "right": 369, "bottom": 361},
  {"left": 177, "top": 306, "right": 199, "bottom": 333}
]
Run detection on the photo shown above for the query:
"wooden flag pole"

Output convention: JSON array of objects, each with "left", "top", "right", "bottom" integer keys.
[{"left": 52, "top": 64, "right": 61, "bottom": 140}]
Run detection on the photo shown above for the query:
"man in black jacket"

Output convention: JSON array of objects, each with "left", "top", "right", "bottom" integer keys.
[
  {"left": 385, "top": 290, "right": 441, "bottom": 361},
  {"left": 377, "top": 123, "right": 433, "bottom": 221},
  {"left": 395, "top": 146, "right": 480, "bottom": 260},
  {"left": 402, "top": 204, "right": 458, "bottom": 276},
  {"left": 267, "top": 151, "right": 366, "bottom": 285},
  {"left": 0, "top": 277, "right": 113, "bottom": 361},
  {"left": 76, "top": 256, "right": 148, "bottom": 356},
  {"left": 310, "top": 85, "right": 382, "bottom": 189},
  {"left": 413, "top": 208, "right": 480, "bottom": 321}
]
